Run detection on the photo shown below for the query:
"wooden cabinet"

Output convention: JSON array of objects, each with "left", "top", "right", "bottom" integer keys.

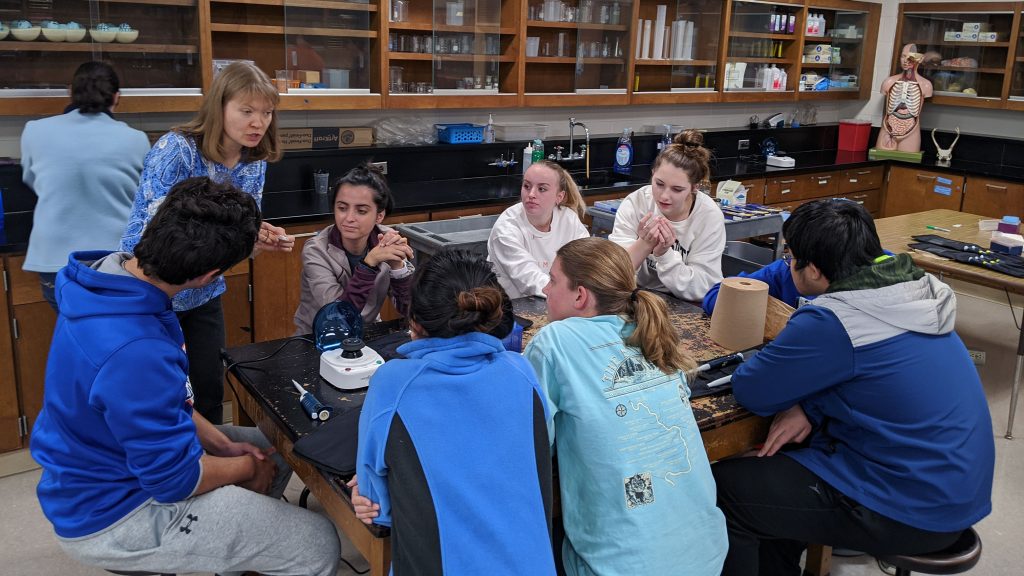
[
  {"left": 6, "top": 255, "right": 56, "bottom": 446},
  {"left": 838, "top": 165, "right": 883, "bottom": 193},
  {"left": 223, "top": 260, "right": 253, "bottom": 348},
  {"left": 798, "top": 0, "right": 880, "bottom": 100},
  {"left": 895, "top": 3, "right": 1021, "bottom": 110},
  {"left": 0, "top": 259, "right": 22, "bottom": 452},
  {"left": 962, "top": 175, "right": 1024, "bottom": 219},
  {"left": 0, "top": 0, "right": 204, "bottom": 116},
  {"left": 763, "top": 166, "right": 881, "bottom": 216},
  {"left": 1009, "top": 8, "right": 1024, "bottom": 110},
  {"left": 882, "top": 165, "right": 964, "bottom": 217},
  {"left": 721, "top": 0, "right": 803, "bottom": 101},
  {"left": 733, "top": 177, "right": 767, "bottom": 204},
  {"left": 630, "top": 0, "right": 723, "bottom": 104},
  {"left": 835, "top": 187, "right": 881, "bottom": 215}
]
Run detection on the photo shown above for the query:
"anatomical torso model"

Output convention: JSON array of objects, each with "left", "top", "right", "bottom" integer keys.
[{"left": 876, "top": 44, "right": 933, "bottom": 152}]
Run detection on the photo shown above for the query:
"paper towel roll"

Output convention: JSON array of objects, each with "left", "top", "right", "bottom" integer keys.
[{"left": 710, "top": 277, "right": 769, "bottom": 350}]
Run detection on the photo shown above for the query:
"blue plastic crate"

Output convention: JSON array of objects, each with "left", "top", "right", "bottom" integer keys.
[{"left": 436, "top": 123, "right": 484, "bottom": 144}]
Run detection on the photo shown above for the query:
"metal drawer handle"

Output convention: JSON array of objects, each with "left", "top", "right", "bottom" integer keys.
[
  {"left": 856, "top": 170, "right": 872, "bottom": 175},
  {"left": 985, "top": 184, "right": 1008, "bottom": 192},
  {"left": 916, "top": 174, "right": 936, "bottom": 181},
  {"left": 848, "top": 178, "right": 858, "bottom": 183},
  {"left": 814, "top": 175, "right": 832, "bottom": 180},
  {"left": 779, "top": 179, "right": 796, "bottom": 184},
  {"left": 781, "top": 188, "right": 792, "bottom": 194},
  {"left": 817, "top": 180, "right": 829, "bottom": 185},
  {"left": 851, "top": 194, "right": 868, "bottom": 199}
]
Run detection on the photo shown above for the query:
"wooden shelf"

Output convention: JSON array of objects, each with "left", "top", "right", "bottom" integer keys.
[
  {"left": 922, "top": 65, "right": 1006, "bottom": 74},
  {"left": 102, "top": 0, "right": 196, "bottom": 5},
  {"left": 526, "top": 20, "right": 628, "bottom": 32},
  {"left": 525, "top": 56, "right": 576, "bottom": 64},
  {"left": 730, "top": 31, "right": 797, "bottom": 40},
  {"left": 278, "top": 93, "right": 381, "bottom": 110},
  {"left": 800, "top": 62, "right": 833, "bottom": 68},
  {"left": 0, "top": 41, "right": 198, "bottom": 54},
  {"left": 388, "top": 52, "right": 514, "bottom": 62},
  {"left": 635, "top": 59, "right": 717, "bottom": 66},
  {"left": 630, "top": 90, "right": 720, "bottom": 105},
  {"left": 212, "top": 0, "right": 375, "bottom": 8},
  {"left": 387, "top": 93, "right": 519, "bottom": 109},
  {"left": 1018, "top": 57, "right": 1024, "bottom": 62},
  {"left": 524, "top": 92, "right": 630, "bottom": 107},
  {"left": 388, "top": 22, "right": 513, "bottom": 34},
  {"left": 209, "top": 23, "right": 377, "bottom": 38},
  {"left": 904, "top": 40, "right": 1010, "bottom": 48},
  {"left": 0, "top": 94, "right": 203, "bottom": 116},
  {"left": 727, "top": 56, "right": 791, "bottom": 64}
]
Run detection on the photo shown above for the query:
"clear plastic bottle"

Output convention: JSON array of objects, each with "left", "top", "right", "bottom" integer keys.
[
  {"left": 613, "top": 128, "right": 633, "bottom": 176},
  {"left": 523, "top": 142, "right": 534, "bottom": 173},
  {"left": 610, "top": 1, "right": 621, "bottom": 25},
  {"left": 484, "top": 113, "right": 495, "bottom": 143},
  {"left": 532, "top": 138, "right": 545, "bottom": 162}
]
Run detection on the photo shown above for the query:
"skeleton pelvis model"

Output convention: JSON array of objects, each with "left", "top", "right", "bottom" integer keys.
[{"left": 884, "top": 80, "right": 923, "bottom": 140}]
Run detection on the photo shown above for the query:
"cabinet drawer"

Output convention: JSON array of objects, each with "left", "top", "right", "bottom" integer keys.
[
  {"left": 963, "top": 176, "right": 1024, "bottom": 219},
  {"left": 836, "top": 188, "right": 882, "bottom": 214},
  {"left": 736, "top": 178, "right": 766, "bottom": 204},
  {"left": 839, "top": 166, "right": 884, "bottom": 194},
  {"left": 802, "top": 171, "right": 838, "bottom": 198},
  {"left": 764, "top": 176, "right": 805, "bottom": 204}
]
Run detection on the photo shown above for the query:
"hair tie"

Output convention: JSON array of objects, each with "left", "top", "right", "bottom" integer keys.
[
  {"left": 630, "top": 288, "right": 641, "bottom": 302},
  {"left": 684, "top": 141, "right": 700, "bottom": 148}
]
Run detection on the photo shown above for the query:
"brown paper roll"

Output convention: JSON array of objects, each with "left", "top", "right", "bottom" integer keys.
[{"left": 710, "top": 277, "right": 769, "bottom": 351}]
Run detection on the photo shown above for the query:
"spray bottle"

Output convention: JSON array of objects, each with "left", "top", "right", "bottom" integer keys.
[
  {"left": 658, "top": 124, "right": 672, "bottom": 152},
  {"left": 613, "top": 128, "right": 633, "bottom": 176}
]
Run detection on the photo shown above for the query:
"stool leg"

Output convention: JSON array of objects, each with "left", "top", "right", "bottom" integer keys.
[
  {"left": 299, "top": 487, "right": 311, "bottom": 508},
  {"left": 1005, "top": 335, "right": 1024, "bottom": 439},
  {"left": 894, "top": 568, "right": 911, "bottom": 576}
]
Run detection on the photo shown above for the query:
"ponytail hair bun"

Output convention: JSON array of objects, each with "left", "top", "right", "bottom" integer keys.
[{"left": 409, "top": 248, "right": 514, "bottom": 339}]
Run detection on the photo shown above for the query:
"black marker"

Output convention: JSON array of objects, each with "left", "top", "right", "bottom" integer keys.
[{"left": 697, "top": 352, "right": 745, "bottom": 373}]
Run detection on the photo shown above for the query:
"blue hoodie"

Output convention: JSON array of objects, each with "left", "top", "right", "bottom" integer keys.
[
  {"left": 702, "top": 258, "right": 800, "bottom": 314},
  {"left": 357, "top": 332, "right": 556, "bottom": 575},
  {"left": 30, "top": 251, "right": 203, "bottom": 538}
]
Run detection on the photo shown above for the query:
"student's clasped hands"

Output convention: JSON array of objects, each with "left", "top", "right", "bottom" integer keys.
[
  {"left": 364, "top": 230, "right": 413, "bottom": 270},
  {"left": 638, "top": 212, "right": 675, "bottom": 257},
  {"left": 346, "top": 475, "right": 380, "bottom": 525},
  {"left": 758, "top": 404, "right": 812, "bottom": 457}
]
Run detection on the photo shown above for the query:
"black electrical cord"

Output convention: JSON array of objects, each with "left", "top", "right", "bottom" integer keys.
[
  {"left": 339, "top": 555, "right": 370, "bottom": 574},
  {"left": 222, "top": 336, "right": 315, "bottom": 376}
]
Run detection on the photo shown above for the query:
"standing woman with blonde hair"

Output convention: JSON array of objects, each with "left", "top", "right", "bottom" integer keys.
[
  {"left": 121, "top": 61, "right": 294, "bottom": 424},
  {"left": 488, "top": 160, "right": 589, "bottom": 298},
  {"left": 609, "top": 129, "right": 725, "bottom": 301},
  {"left": 525, "top": 237, "right": 727, "bottom": 576}
]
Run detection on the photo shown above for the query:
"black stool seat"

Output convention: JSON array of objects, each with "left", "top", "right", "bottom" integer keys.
[
  {"left": 878, "top": 528, "right": 982, "bottom": 575},
  {"left": 106, "top": 570, "right": 174, "bottom": 576}
]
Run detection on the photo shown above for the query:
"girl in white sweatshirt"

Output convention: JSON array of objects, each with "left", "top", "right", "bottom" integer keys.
[
  {"left": 488, "top": 161, "right": 589, "bottom": 298},
  {"left": 609, "top": 129, "right": 725, "bottom": 301}
]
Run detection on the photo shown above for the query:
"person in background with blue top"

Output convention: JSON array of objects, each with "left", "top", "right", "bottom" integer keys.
[
  {"left": 20, "top": 61, "right": 150, "bottom": 310},
  {"left": 525, "top": 237, "right": 727, "bottom": 576},
  {"left": 121, "top": 61, "right": 294, "bottom": 424},
  {"left": 713, "top": 199, "right": 994, "bottom": 576},
  {"left": 349, "top": 248, "right": 556, "bottom": 576},
  {"left": 30, "top": 178, "right": 339, "bottom": 576}
]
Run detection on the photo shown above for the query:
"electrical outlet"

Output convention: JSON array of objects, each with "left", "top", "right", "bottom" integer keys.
[
  {"left": 738, "top": 139, "right": 750, "bottom": 151},
  {"left": 968, "top": 350, "right": 986, "bottom": 366},
  {"left": 370, "top": 161, "right": 388, "bottom": 174}
]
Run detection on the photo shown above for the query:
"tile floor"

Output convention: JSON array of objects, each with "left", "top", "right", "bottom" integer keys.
[{"left": 3, "top": 280, "right": 1022, "bottom": 575}]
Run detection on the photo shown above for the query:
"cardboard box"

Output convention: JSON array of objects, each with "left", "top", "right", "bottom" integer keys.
[
  {"left": 297, "top": 70, "right": 320, "bottom": 84},
  {"left": 962, "top": 22, "right": 991, "bottom": 33},
  {"left": 944, "top": 30, "right": 963, "bottom": 41},
  {"left": 978, "top": 32, "right": 999, "bottom": 42},
  {"left": 278, "top": 127, "right": 373, "bottom": 150}
]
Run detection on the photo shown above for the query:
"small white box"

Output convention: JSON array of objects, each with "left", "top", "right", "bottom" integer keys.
[
  {"left": 978, "top": 32, "right": 998, "bottom": 42},
  {"left": 962, "top": 22, "right": 991, "bottom": 33},
  {"left": 944, "top": 30, "right": 962, "bottom": 41}
]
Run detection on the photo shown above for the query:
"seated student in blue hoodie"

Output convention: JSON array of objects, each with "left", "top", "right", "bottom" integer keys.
[
  {"left": 349, "top": 248, "right": 557, "bottom": 575},
  {"left": 702, "top": 258, "right": 800, "bottom": 315},
  {"left": 713, "top": 199, "right": 995, "bottom": 576},
  {"left": 30, "top": 178, "right": 339, "bottom": 576}
]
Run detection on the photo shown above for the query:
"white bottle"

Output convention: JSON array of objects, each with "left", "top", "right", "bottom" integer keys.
[
  {"left": 759, "top": 65, "right": 773, "bottom": 90},
  {"left": 779, "top": 67, "right": 788, "bottom": 91},
  {"left": 484, "top": 113, "right": 495, "bottom": 143},
  {"left": 523, "top": 142, "right": 534, "bottom": 173},
  {"left": 770, "top": 64, "right": 781, "bottom": 91}
]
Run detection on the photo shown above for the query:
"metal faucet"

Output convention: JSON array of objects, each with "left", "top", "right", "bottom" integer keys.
[{"left": 564, "top": 117, "right": 590, "bottom": 163}]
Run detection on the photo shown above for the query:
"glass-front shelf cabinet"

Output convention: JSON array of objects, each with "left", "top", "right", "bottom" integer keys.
[
  {"left": 386, "top": 0, "right": 517, "bottom": 107},
  {"left": 0, "top": 0, "right": 201, "bottom": 114},
  {"left": 895, "top": 4, "right": 1017, "bottom": 108},
  {"left": 799, "top": 0, "right": 878, "bottom": 100},
  {"left": 631, "top": 0, "right": 723, "bottom": 104},
  {"left": 722, "top": 0, "right": 802, "bottom": 101},
  {"left": 1004, "top": 7, "right": 1024, "bottom": 110},
  {"left": 522, "top": 0, "right": 634, "bottom": 105}
]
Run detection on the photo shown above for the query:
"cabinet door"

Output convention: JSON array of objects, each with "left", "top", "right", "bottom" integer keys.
[
  {"left": 7, "top": 255, "right": 57, "bottom": 443},
  {"left": 0, "top": 259, "right": 21, "bottom": 452},
  {"left": 883, "top": 166, "right": 964, "bottom": 217},
  {"left": 222, "top": 260, "right": 252, "bottom": 348},
  {"left": 962, "top": 176, "right": 1024, "bottom": 219},
  {"left": 764, "top": 175, "right": 805, "bottom": 204},
  {"left": 802, "top": 170, "right": 838, "bottom": 198},
  {"left": 835, "top": 188, "right": 882, "bottom": 216},
  {"left": 735, "top": 177, "right": 767, "bottom": 204}
]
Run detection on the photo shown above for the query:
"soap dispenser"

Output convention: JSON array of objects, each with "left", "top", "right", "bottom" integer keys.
[{"left": 613, "top": 128, "right": 633, "bottom": 176}]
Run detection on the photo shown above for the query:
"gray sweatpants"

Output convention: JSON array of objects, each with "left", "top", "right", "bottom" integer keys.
[{"left": 57, "top": 425, "right": 340, "bottom": 576}]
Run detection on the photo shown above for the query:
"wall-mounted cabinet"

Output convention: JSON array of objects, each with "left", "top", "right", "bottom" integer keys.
[
  {"left": 894, "top": 3, "right": 1023, "bottom": 110},
  {"left": 521, "top": 0, "right": 635, "bottom": 106},
  {"left": 0, "top": 0, "right": 883, "bottom": 114},
  {"left": 631, "top": 0, "right": 723, "bottom": 104},
  {"left": 209, "top": 0, "right": 382, "bottom": 110},
  {"left": 1009, "top": 6, "right": 1024, "bottom": 109},
  {"left": 385, "top": 0, "right": 520, "bottom": 108},
  {"left": 799, "top": 0, "right": 879, "bottom": 100},
  {"left": 0, "top": 0, "right": 203, "bottom": 115}
]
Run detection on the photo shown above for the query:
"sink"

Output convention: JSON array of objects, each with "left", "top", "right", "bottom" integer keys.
[{"left": 569, "top": 169, "right": 633, "bottom": 188}]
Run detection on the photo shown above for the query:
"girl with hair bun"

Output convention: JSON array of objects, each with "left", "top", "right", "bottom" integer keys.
[
  {"left": 350, "top": 248, "right": 557, "bottom": 575},
  {"left": 525, "top": 236, "right": 727, "bottom": 576},
  {"left": 609, "top": 128, "right": 726, "bottom": 301},
  {"left": 293, "top": 163, "right": 414, "bottom": 334},
  {"left": 488, "top": 160, "right": 590, "bottom": 298}
]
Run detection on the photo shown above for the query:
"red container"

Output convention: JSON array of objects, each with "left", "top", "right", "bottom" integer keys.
[{"left": 838, "top": 119, "right": 872, "bottom": 152}]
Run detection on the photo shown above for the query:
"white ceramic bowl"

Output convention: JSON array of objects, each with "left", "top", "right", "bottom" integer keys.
[
  {"left": 89, "top": 28, "right": 116, "bottom": 43},
  {"left": 65, "top": 28, "right": 86, "bottom": 42},
  {"left": 0, "top": 27, "right": 8, "bottom": 41},
  {"left": 11, "top": 26, "right": 41, "bottom": 41},
  {"left": 41, "top": 28, "right": 67, "bottom": 41},
  {"left": 115, "top": 29, "right": 138, "bottom": 43}
]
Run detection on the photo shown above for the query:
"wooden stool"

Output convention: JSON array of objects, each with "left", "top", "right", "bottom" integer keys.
[{"left": 877, "top": 528, "right": 981, "bottom": 576}]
